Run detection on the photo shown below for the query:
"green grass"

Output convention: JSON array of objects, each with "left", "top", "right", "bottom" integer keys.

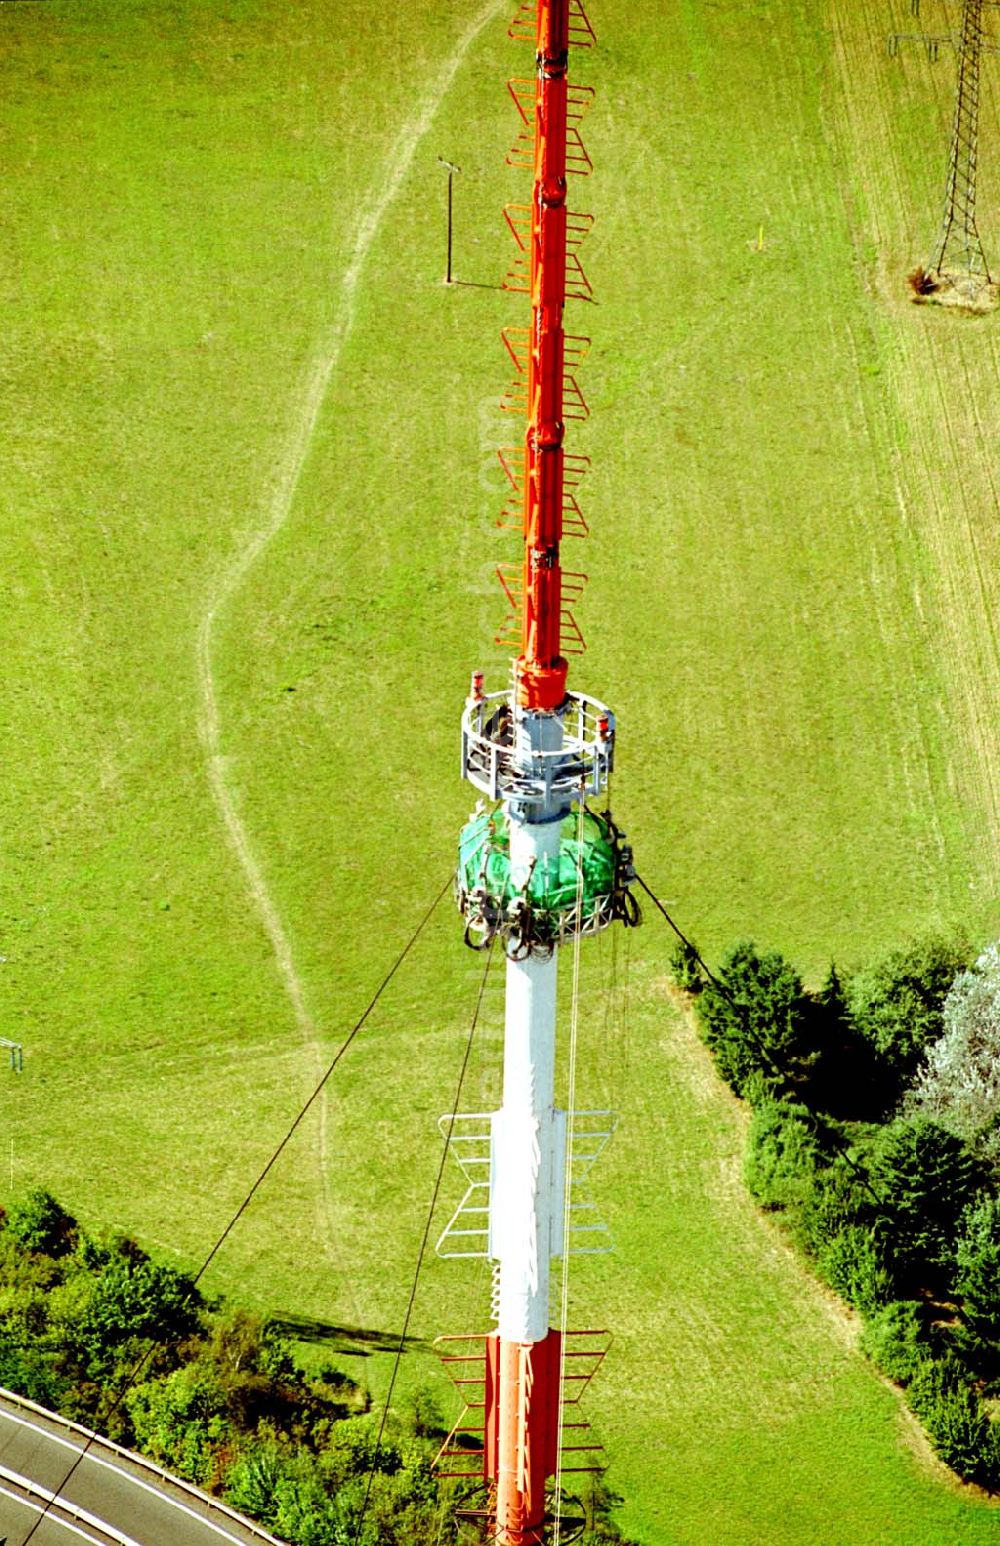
[{"left": 3, "top": 0, "right": 1000, "bottom": 1540}]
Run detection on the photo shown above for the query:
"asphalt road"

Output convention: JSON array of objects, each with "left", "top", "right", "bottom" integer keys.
[{"left": 0, "top": 1395, "right": 278, "bottom": 1546}]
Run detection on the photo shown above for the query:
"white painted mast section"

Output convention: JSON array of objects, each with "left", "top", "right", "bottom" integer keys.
[{"left": 489, "top": 710, "right": 569, "bottom": 1345}]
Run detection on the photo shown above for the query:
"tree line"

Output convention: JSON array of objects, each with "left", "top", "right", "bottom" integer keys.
[{"left": 672, "top": 931, "right": 1000, "bottom": 1487}]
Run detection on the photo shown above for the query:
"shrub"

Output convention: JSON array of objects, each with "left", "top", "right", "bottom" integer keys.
[
  {"left": 860, "top": 1299, "right": 931, "bottom": 1385},
  {"left": 846, "top": 935, "right": 966, "bottom": 1081},
  {"left": 226, "top": 1445, "right": 345, "bottom": 1546},
  {"left": 817, "top": 1225, "right": 894, "bottom": 1318},
  {"left": 222, "top": 1442, "right": 286, "bottom": 1525},
  {"left": 908, "top": 265, "right": 940, "bottom": 297},
  {"left": 667, "top": 938, "right": 704, "bottom": 994},
  {"left": 908, "top": 1357, "right": 991, "bottom": 1482},
  {"left": 744, "top": 1099, "right": 821, "bottom": 1212},
  {"left": 695, "top": 941, "right": 818, "bottom": 1097},
  {"left": 5, "top": 1190, "right": 78, "bottom": 1258},
  {"left": 795, "top": 1148, "right": 875, "bottom": 1260},
  {"left": 975, "top": 1422, "right": 1000, "bottom": 1492}
]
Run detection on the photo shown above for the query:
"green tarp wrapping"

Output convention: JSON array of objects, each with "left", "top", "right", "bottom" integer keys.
[{"left": 457, "top": 808, "right": 616, "bottom": 918}]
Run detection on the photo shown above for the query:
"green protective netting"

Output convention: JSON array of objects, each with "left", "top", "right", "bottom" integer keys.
[{"left": 457, "top": 809, "right": 616, "bottom": 916}]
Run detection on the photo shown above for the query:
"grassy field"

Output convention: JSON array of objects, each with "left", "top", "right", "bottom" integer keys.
[{"left": 4, "top": 0, "right": 1000, "bottom": 1540}]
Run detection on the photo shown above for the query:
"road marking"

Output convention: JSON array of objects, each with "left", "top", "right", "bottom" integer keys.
[
  {"left": 0, "top": 1483, "right": 107, "bottom": 1545},
  {"left": 0, "top": 1464, "right": 139, "bottom": 1545},
  {"left": 0, "top": 1409, "right": 257, "bottom": 1545},
  {"left": 193, "top": 0, "right": 505, "bottom": 1299}
]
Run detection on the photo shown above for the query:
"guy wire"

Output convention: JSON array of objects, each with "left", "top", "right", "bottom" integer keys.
[
  {"left": 553, "top": 786, "right": 588, "bottom": 1545},
  {"left": 633, "top": 871, "right": 889, "bottom": 1221},
  {"left": 23, "top": 872, "right": 453, "bottom": 1545}
]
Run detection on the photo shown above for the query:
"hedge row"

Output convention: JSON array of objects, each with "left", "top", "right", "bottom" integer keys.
[{"left": 676, "top": 933, "right": 1000, "bottom": 1490}]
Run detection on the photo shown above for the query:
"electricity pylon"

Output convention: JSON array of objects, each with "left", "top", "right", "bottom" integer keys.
[
  {"left": 890, "top": 0, "right": 1000, "bottom": 302},
  {"left": 930, "top": 0, "right": 991, "bottom": 284}
]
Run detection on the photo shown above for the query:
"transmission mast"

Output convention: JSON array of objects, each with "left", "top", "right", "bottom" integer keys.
[{"left": 435, "top": 3, "right": 638, "bottom": 1541}]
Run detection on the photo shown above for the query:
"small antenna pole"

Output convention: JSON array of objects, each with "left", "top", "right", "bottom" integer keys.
[{"left": 438, "top": 157, "right": 461, "bottom": 285}]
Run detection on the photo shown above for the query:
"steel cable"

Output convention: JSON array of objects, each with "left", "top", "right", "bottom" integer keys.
[{"left": 553, "top": 787, "right": 588, "bottom": 1546}]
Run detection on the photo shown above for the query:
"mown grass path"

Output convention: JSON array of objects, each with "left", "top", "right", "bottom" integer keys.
[{"left": 194, "top": 0, "right": 505, "bottom": 1335}]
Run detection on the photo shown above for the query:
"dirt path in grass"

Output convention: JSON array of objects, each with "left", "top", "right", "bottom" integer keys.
[{"left": 195, "top": 0, "right": 505, "bottom": 1310}]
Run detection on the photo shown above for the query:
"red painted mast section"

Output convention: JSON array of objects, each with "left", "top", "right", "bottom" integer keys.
[
  {"left": 489, "top": 1330, "right": 562, "bottom": 1545},
  {"left": 518, "top": 0, "right": 570, "bottom": 712}
]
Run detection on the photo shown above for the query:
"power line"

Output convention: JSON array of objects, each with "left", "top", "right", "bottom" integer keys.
[
  {"left": 352, "top": 937, "right": 496, "bottom": 1545},
  {"left": 23, "top": 871, "right": 452, "bottom": 1544}
]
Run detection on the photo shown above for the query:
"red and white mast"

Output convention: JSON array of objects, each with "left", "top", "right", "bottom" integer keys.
[{"left": 440, "top": 4, "right": 636, "bottom": 1541}]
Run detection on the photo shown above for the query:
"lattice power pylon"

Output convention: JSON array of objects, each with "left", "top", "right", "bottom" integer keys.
[
  {"left": 931, "top": 0, "right": 990, "bottom": 282},
  {"left": 890, "top": 0, "right": 1000, "bottom": 302}
]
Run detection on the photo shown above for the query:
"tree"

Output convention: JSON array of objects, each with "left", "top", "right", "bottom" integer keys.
[
  {"left": 810, "top": 963, "right": 890, "bottom": 1120},
  {"left": 70, "top": 1241, "right": 203, "bottom": 1378},
  {"left": 127, "top": 1363, "right": 229, "bottom": 1486},
  {"left": 846, "top": 934, "right": 966, "bottom": 1082},
  {"left": 906, "top": 941, "right": 1000, "bottom": 1168},
  {"left": 0, "top": 1320, "right": 64, "bottom": 1407},
  {"left": 0, "top": 1187, "right": 643, "bottom": 1545},
  {"left": 907, "top": 1356, "right": 992, "bottom": 1484},
  {"left": 869, "top": 1117, "right": 980, "bottom": 1284},
  {"left": 4, "top": 1190, "right": 78, "bottom": 1258},
  {"left": 953, "top": 1195, "right": 1000, "bottom": 1377},
  {"left": 695, "top": 941, "right": 818, "bottom": 1097}
]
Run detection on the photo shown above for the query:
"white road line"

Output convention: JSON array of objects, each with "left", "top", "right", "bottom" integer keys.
[
  {"left": 0, "top": 1394, "right": 282, "bottom": 1544},
  {"left": 0, "top": 1482, "right": 108, "bottom": 1546},
  {"left": 0, "top": 1463, "right": 140, "bottom": 1545},
  {"left": 194, "top": 0, "right": 505, "bottom": 1294},
  {"left": 0, "top": 1409, "right": 254, "bottom": 1545}
]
